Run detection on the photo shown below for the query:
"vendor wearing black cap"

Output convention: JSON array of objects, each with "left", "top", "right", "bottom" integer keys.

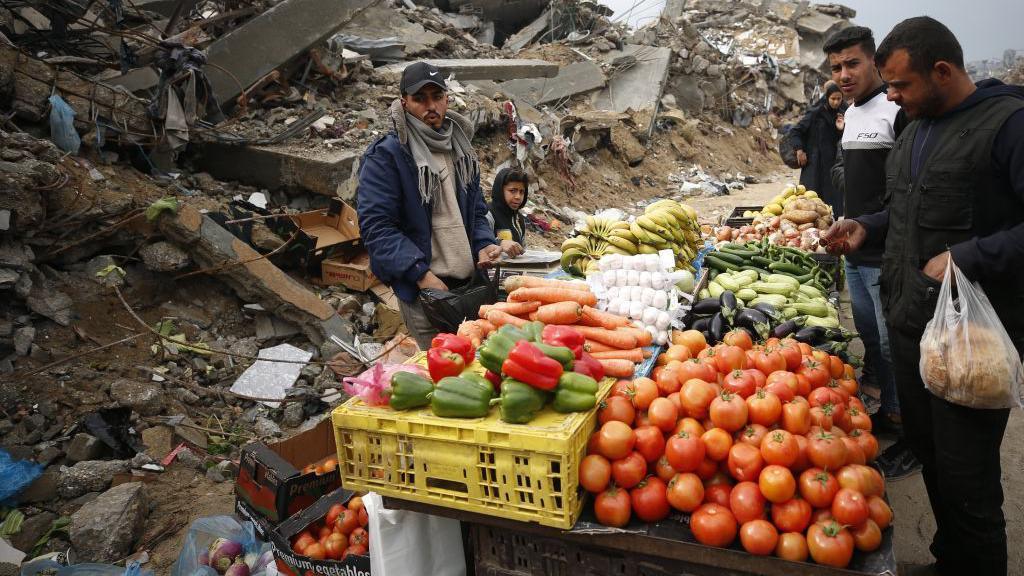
[{"left": 357, "top": 61, "right": 501, "bottom": 348}]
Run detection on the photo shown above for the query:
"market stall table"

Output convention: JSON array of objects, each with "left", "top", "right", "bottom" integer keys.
[{"left": 381, "top": 497, "right": 897, "bottom": 576}]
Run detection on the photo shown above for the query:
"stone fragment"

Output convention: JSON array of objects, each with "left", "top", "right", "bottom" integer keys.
[
  {"left": 69, "top": 482, "right": 148, "bottom": 563},
  {"left": 58, "top": 460, "right": 130, "bottom": 499}
]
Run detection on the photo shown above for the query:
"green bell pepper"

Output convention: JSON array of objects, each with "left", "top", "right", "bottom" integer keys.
[
  {"left": 521, "top": 321, "right": 544, "bottom": 342},
  {"left": 552, "top": 372, "right": 599, "bottom": 413},
  {"left": 430, "top": 376, "right": 496, "bottom": 418},
  {"left": 460, "top": 372, "right": 496, "bottom": 399},
  {"left": 533, "top": 342, "right": 575, "bottom": 370},
  {"left": 388, "top": 371, "right": 434, "bottom": 411},
  {"left": 497, "top": 378, "right": 548, "bottom": 424},
  {"left": 479, "top": 331, "right": 515, "bottom": 374}
]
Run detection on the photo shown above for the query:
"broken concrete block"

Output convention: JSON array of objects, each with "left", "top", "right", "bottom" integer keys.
[
  {"left": 205, "top": 0, "right": 375, "bottom": 104},
  {"left": 499, "top": 61, "right": 606, "bottom": 105},
  {"left": 13, "top": 326, "right": 33, "bottom": 356},
  {"left": 58, "top": 460, "right": 131, "bottom": 499},
  {"left": 110, "top": 379, "right": 165, "bottom": 416},
  {"left": 503, "top": 9, "right": 550, "bottom": 52},
  {"left": 378, "top": 59, "right": 559, "bottom": 82},
  {"left": 194, "top": 143, "right": 359, "bottom": 197},
  {"left": 26, "top": 273, "right": 73, "bottom": 326},
  {"left": 66, "top": 433, "right": 106, "bottom": 463},
  {"left": 140, "top": 425, "right": 174, "bottom": 460},
  {"left": 156, "top": 204, "right": 353, "bottom": 347},
  {"left": 139, "top": 241, "right": 191, "bottom": 272},
  {"left": 70, "top": 482, "right": 148, "bottom": 563},
  {"left": 592, "top": 45, "right": 672, "bottom": 124}
]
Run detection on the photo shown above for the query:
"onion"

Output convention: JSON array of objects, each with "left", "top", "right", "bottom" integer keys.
[
  {"left": 783, "top": 229, "right": 799, "bottom": 239},
  {"left": 716, "top": 226, "right": 733, "bottom": 241},
  {"left": 770, "top": 216, "right": 782, "bottom": 228},
  {"left": 731, "top": 229, "right": 741, "bottom": 239},
  {"left": 209, "top": 539, "right": 244, "bottom": 575}
]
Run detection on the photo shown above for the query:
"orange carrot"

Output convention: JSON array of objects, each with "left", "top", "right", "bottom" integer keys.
[
  {"left": 616, "top": 326, "right": 653, "bottom": 347},
  {"left": 584, "top": 340, "right": 616, "bottom": 353},
  {"left": 574, "top": 325, "right": 638, "bottom": 349},
  {"left": 507, "top": 287, "right": 597, "bottom": 306},
  {"left": 477, "top": 319, "right": 496, "bottom": 335},
  {"left": 503, "top": 275, "right": 591, "bottom": 293},
  {"left": 643, "top": 348, "right": 653, "bottom": 358},
  {"left": 581, "top": 305, "right": 630, "bottom": 330},
  {"left": 480, "top": 301, "right": 541, "bottom": 317},
  {"left": 590, "top": 348, "right": 645, "bottom": 362},
  {"left": 597, "top": 358, "right": 636, "bottom": 378},
  {"left": 535, "top": 301, "right": 583, "bottom": 324},
  {"left": 486, "top": 309, "right": 528, "bottom": 328}
]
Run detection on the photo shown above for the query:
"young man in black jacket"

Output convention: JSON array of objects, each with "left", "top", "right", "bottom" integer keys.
[
  {"left": 824, "top": 17, "right": 1024, "bottom": 575},
  {"left": 824, "top": 26, "right": 917, "bottom": 478}
]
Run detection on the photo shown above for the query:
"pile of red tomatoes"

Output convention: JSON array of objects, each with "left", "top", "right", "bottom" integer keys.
[{"left": 578, "top": 329, "right": 893, "bottom": 568}]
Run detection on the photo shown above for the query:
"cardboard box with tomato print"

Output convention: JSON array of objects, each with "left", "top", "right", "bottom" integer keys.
[
  {"left": 235, "top": 419, "right": 341, "bottom": 527},
  {"left": 270, "top": 487, "right": 371, "bottom": 576}
]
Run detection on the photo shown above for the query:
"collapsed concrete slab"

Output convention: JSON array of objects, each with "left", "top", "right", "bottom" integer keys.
[
  {"left": 503, "top": 9, "right": 550, "bottom": 52},
  {"left": 157, "top": 204, "right": 353, "bottom": 347},
  {"left": 194, "top": 143, "right": 360, "bottom": 197},
  {"left": 0, "top": 44, "right": 153, "bottom": 138},
  {"left": 592, "top": 45, "right": 672, "bottom": 126},
  {"left": 498, "top": 61, "right": 606, "bottom": 105},
  {"left": 205, "top": 0, "right": 374, "bottom": 105},
  {"left": 378, "top": 59, "right": 558, "bottom": 82}
]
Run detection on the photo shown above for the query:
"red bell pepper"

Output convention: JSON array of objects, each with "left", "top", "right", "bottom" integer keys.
[
  {"left": 430, "top": 333, "right": 475, "bottom": 365},
  {"left": 541, "top": 325, "right": 585, "bottom": 359},
  {"left": 502, "top": 340, "right": 563, "bottom": 391},
  {"left": 572, "top": 351, "right": 605, "bottom": 381},
  {"left": 427, "top": 348, "right": 465, "bottom": 382},
  {"left": 484, "top": 370, "right": 503, "bottom": 393}
]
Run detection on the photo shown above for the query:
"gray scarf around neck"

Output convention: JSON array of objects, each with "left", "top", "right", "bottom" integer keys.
[{"left": 390, "top": 99, "right": 479, "bottom": 205}]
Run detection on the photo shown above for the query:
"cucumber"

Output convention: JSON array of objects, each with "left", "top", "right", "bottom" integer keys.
[
  {"left": 710, "top": 251, "right": 746, "bottom": 266},
  {"left": 705, "top": 254, "right": 740, "bottom": 272},
  {"left": 769, "top": 261, "right": 811, "bottom": 275}
]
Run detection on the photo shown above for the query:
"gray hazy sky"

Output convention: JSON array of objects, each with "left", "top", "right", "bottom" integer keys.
[{"left": 604, "top": 0, "right": 1024, "bottom": 62}]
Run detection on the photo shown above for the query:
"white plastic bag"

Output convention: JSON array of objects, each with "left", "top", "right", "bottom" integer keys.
[
  {"left": 919, "top": 256, "right": 1024, "bottom": 409},
  {"left": 363, "top": 492, "right": 466, "bottom": 576}
]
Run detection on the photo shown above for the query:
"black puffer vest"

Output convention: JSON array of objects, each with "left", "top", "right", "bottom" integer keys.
[{"left": 880, "top": 95, "right": 1024, "bottom": 339}]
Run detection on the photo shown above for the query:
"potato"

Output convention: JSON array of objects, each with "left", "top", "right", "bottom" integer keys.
[{"left": 781, "top": 209, "right": 818, "bottom": 224}]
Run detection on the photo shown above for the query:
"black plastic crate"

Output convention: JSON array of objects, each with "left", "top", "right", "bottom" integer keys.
[
  {"left": 723, "top": 205, "right": 763, "bottom": 227},
  {"left": 471, "top": 524, "right": 695, "bottom": 576}
]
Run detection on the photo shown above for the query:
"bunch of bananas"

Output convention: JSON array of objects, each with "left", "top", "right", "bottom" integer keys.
[{"left": 560, "top": 200, "right": 702, "bottom": 276}]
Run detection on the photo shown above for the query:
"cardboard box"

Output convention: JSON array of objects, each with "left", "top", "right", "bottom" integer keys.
[
  {"left": 235, "top": 419, "right": 341, "bottom": 527},
  {"left": 285, "top": 198, "right": 363, "bottom": 279},
  {"left": 320, "top": 249, "right": 381, "bottom": 291},
  {"left": 270, "top": 487, "right": 371, "bottom": 576},
  {"left": 235, "top": 497, "right": 273, "bottom": 541}
]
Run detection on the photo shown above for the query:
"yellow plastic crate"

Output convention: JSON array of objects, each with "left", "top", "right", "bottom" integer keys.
[{"left": 332, "top": 356, "right": 613, "bottom": 529}]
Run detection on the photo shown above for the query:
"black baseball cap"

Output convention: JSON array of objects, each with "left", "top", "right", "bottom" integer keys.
[{"left": 400, "top": 62, "right": 447, "bottom": 95}]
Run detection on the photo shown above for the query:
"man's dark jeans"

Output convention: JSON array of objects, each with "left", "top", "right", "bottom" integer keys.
[{"left": 887, "top": 324, "right": 1011, "bottom": 575}]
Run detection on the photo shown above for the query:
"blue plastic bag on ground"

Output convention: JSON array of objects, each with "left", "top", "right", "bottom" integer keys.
[
  {"left": 171, "top": 516, "right": 273, "bottom": 576},
  {"left": 49, "top": 94, "right": 81, "bottom": 154},
  {"left": 0, "top": 449, "right": 43, "bottom": 505}
]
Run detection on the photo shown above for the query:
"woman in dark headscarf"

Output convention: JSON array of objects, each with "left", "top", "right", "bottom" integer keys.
[
  {"left": 489, "top": 167, "right": 529, "bottom": 257},
  {"left": 790, "top": 81, "right": 848, "bottom": 216}
]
